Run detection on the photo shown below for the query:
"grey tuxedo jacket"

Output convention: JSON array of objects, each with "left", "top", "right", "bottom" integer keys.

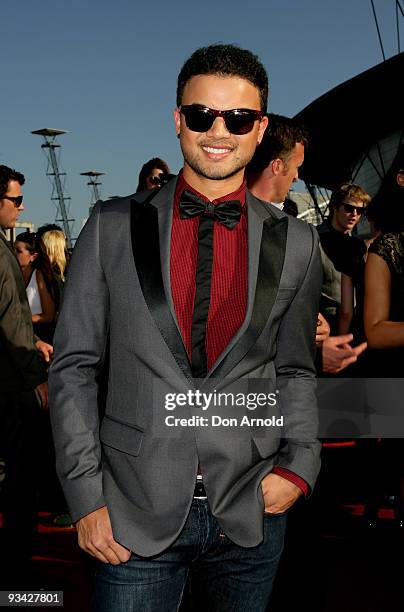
[
  {"left": 0, "top": 229, "right": 47, "bottom": 392},
  {"left": 49, "top": 178, "right": 322, "bottom": 557}
]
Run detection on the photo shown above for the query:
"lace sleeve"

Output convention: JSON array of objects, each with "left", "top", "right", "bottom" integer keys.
[{"left": 369, "top": 232, "right": 404, "bottom": 276}]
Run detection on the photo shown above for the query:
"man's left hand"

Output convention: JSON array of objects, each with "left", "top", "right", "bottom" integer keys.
[
  {"left": 261, "top": 472, "right": 302, "bottom": 514},
  {"left": 36, "top": 340, "right": 54, "bottom": 363}
]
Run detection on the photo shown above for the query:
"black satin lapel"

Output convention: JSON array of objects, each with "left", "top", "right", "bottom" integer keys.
[
  {"left": 130, "top": 200, "right": 193, "bottom": 380},
  {"left": 212, "top": 214, "right": 288, "bottom": 379},
  {"left": 251, "top": 215, "right": 289, "bottom": 331}
]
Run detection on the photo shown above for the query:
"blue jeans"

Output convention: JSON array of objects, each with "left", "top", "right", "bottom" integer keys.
[{"left": 94, "top": 498, "right": 287, "bottom": 612}]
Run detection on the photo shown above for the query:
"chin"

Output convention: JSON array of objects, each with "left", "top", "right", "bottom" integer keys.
[{"left": 201, "top": 164, "right": 244, "bottom": 181}]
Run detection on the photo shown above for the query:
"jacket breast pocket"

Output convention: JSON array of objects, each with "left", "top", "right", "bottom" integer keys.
[{"left": 100, "top": 414, "right": 144, "bottom": 457}]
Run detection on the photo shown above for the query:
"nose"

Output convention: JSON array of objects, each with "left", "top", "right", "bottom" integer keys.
[{"left": 206, "top": 116, "right": 231, "bottom": 139}]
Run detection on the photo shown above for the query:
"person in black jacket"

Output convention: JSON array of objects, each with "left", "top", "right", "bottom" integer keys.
[{"left": 0, "top": 164, "right": 50, "bottom": 588}]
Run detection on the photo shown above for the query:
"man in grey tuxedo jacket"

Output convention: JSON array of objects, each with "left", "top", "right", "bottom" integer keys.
[
  {"left": 49, "top": 44, "right": 322, "bottom": 612},
  {"left": 246, "top": 113, "right": 366, "bottom": 375}
]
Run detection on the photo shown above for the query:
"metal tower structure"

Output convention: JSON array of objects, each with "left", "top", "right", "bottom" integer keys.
[
  {"left": 370, "top": 0, "right": 403, "bottom": 58},
  {"left": 80, "top": 171, "right": 105, "bottom": 216},
  {"left": 31, "top": 128, "right": 74, "bottom": 248}
]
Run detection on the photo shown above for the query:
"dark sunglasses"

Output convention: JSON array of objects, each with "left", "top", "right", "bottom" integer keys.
[
  {"left": 3, "top": 195, "right": 23, "bottom": 207},
  {"left": 342, "top": 203, "right": 364, "bottom": 215},
  {"left": 180, "top": 104, "right": 263, "bottom": 135}
]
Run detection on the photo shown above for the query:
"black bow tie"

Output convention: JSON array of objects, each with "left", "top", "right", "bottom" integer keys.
[{"left": 179, "top": 189, "right": 242, "bottom": 230}]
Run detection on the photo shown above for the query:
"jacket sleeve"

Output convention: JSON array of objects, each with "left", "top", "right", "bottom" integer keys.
[
  {"left": 0, "top": 248, "right": 47, "bottom": 389},
  {"left": 49, "top": 202, "right": 109, "bottom": 522},
  {"left": 274, "top": 224, "right": 322, "bottom": 493}
]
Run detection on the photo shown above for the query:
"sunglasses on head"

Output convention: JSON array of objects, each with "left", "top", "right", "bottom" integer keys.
[
  {"left": 180, "top": 104, "right": 263, "bottom": 135},
  {"left": 342, "top": 203, "right": 364, "bottom": 215},
  {"left": 3, "top": 195, "right": 23, "bottom": 207}
]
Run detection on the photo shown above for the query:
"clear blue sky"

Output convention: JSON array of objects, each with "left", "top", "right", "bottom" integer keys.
[{"left": 1, "top": 0, "right": 400, "bottom": 234}]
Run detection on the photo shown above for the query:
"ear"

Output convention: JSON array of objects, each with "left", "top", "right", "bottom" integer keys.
[
  {"left": 174, "top": 108, "right": 181, "bottom": 138},
  {"left": 271, "top": 158, "right": 284, "bottom": 176},
  {"left": 257, "top": 115, "right": 268, "bottom": 144},
  {"left": 30, "top": 252, "right": 39, "bottom": 263}
]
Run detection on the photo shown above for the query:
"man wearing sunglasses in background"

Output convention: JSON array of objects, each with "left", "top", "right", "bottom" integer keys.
[
  {"left": 50, "top": 44, "right": 322, "bottom": 611},
  {"left": 0, "top": 165, "right": 49, "bottom": 588},
  {"left": 317, "top": 184, "right": 370, "bottom": 335}
]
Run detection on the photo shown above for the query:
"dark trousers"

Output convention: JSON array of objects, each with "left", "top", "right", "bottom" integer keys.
[
  {"left": 95, "top": 498, "right": 287, "bottom": 612},
  {"left": 0, "top": 389, "right": 40, "bottom": 586}
]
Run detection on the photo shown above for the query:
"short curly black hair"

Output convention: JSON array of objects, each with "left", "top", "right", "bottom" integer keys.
[
  {"left": 0, "top": 165, "right": 25, "bottom": 199},
  {"left": 177, "top": 44, "right": 268, "bottom": 111}
]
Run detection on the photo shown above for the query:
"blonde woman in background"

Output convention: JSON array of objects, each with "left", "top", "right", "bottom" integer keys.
[
  {"left": 41, "top": 229, "right": 67, "bottom": 281},
  {"left": 34, "top": 225, "right": 71, "bottom": 525},
  {"left": 37, "top": 224, "right": 69, "bottom": 308}
]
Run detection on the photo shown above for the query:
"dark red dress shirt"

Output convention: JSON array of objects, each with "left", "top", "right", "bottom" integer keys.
[
  {"left": 169, "top": 172, "right": 308, "bottom": 496},
  {"left": 171, "top": 172, "right": 248, "bottom": 370}
]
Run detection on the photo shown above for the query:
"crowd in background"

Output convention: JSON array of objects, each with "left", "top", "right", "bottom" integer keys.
[{"left": 1, "top": 121, "right": 404, "bottom": 587}]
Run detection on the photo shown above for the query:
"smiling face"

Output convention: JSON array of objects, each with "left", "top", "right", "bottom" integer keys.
[{"left": 174, "top": 74, "right": 268, "bottom": 195}]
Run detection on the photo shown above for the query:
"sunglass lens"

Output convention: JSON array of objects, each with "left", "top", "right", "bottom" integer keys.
[
  {"left": 344, "top": 204, "right": 362, "bottom": 215},
  {"left": 226, "top": 112, "right": 256, "bottom": 135},
  {"left": 183, "top": 107, "right": 213, "bottom": 132}
]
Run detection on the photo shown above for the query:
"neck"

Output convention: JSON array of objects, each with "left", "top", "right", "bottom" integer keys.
[
  {"left": 247, "top": 171, "right": 279, "bottom": 203},
  {"left": 182, "top": 164, "right": 244, "bottom": 200},
  {"left": 22, "top": 266, "right": 33, "bottom": 284}
]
